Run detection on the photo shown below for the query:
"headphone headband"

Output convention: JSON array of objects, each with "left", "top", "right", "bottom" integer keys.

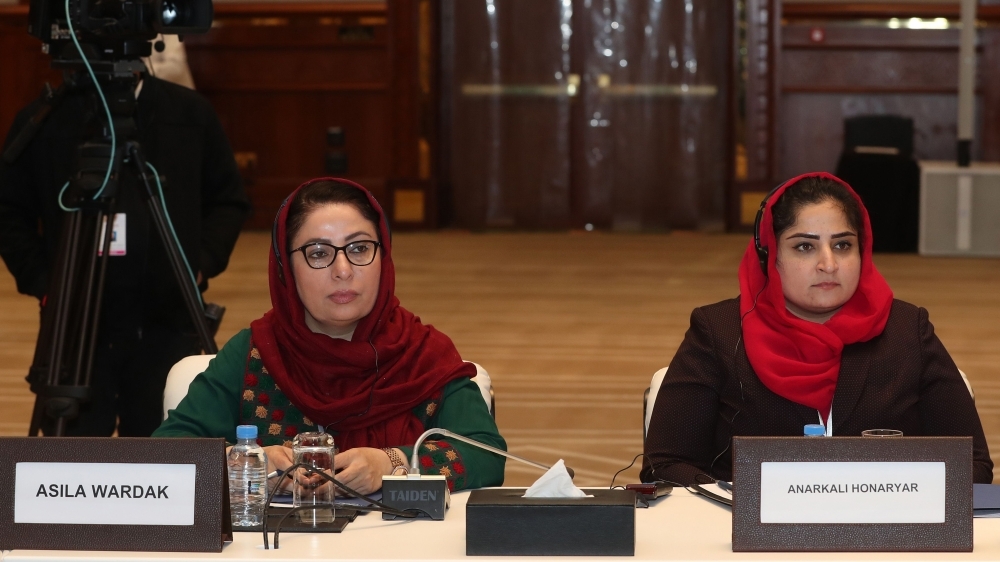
[
  {"left": 272, "top": 193, "right": 294, "bottom": 285},
  {"left": 753, "top": 181, "right": 789, "bottom": 276}
]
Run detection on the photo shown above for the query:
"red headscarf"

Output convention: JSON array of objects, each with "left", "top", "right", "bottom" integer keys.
[
  {"left": 250, "top": 178, "right": 475, "bottom": 450},
  {"left": 738, "top": 173, "right": 893, "bottom": 417}
]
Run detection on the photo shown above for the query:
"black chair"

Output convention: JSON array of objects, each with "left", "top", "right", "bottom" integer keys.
[{"left": 835, "top": 115, "right": 920, "bottom": 253}]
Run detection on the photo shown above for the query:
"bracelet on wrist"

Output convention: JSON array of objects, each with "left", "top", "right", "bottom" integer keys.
[{"left": 382, "top": 447, "right": 408, "bottom": 475}]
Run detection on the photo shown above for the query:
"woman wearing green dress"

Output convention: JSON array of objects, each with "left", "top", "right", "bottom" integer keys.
[{"left": 155, "top": 178, "right": 505, "bottom": 493}]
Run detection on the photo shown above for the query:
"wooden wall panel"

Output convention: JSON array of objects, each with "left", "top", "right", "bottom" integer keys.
[
  {"left": 777, "top": 5, "right": 1000, "bottom": 184},
  {"left": 200, "top": 91, "right": 389, "bottom": 218},
  {"left": 0, "top": 9, "right": 61, "bottom": 151},
  {"left": 743, "top": 0, "right": 779, "bottom": 183},
  {"left": 780, "top": 93, "right": 983, "bottom": 177},
  {"left": 782, "top": 50, "right": 960, "bottom": 92},
  {"left": 982, "top": 27, "right": 1000, "bottom": 163},
  {"left": 783, "top": 3, "right": 1000, "bottom": 19},
  {"left": 777, "top": 20, "right": 1000, "bottom": 180},
  {"left": 183, "top": 4, "right": 391, "bottom": 229},
  {"left": 0, "top": 3, "right": 396, "bottom": 231},
  {"left": 385, "top": 0, "right": 439, "bottom": 229},
  {"left": 727, "top": 0, "right": 779, "bottom": 230}
]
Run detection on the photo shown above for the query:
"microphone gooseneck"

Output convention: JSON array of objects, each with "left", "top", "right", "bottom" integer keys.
[{"left": 408, "top": 427, "right": 575, "bottom": 479}]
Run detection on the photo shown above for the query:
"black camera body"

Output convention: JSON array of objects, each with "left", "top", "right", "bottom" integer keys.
[{"left": 28, "top": 0, "right": 213, "bottom": 63}]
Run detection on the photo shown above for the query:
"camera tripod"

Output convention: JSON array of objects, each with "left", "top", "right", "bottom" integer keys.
[{"left": 3, "top": 59, "right": 222, "bottom": 436}]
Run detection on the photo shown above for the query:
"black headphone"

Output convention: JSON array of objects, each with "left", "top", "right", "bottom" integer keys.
[
  {"left": 752, "top": 181, "right": 790, "bottom": 276},
  {"left": 271, "top": 180, "right": 392, "bottom": 286},
  {"left": 271, "top": 192, "right": 293, "bottom": 285}
]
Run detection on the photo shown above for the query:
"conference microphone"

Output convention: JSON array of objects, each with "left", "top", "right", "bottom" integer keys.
[
  {"left": 380, "top": 427, "right": 574, "bottom": 520},
  {"left": 408, "top": 428, "right": 575, "bottom": 478}
]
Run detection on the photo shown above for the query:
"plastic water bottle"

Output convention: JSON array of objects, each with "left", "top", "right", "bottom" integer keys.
[
  {"left": 228, "top": 425, "right": 268, "bottom": 527},
  {"left": 804, "top": 424, "right": 826, "bottom": 437}
]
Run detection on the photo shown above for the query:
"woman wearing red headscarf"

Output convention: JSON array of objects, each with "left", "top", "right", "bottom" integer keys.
[
  {"left": 155, "top": 179, "right": 505, "bottom": 492},
  {"left": 641, "top": 173, "right": 992, "bottom": 486}
]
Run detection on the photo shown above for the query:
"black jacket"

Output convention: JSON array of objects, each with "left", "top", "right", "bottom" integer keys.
[
  {"left": 0, "top": 75, "right": 249, "bottom": 330},
  {"left": 642, "top": 298, "right": 993, "bottom": 485}
]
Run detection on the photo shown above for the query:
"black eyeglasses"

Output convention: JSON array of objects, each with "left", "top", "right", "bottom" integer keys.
[{"left": 290, "top": 240, "right": 380, "bottom": 269}]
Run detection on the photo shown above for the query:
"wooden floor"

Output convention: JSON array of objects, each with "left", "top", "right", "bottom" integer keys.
[{"left": 3, "top": 231, "right": 1000, "bottom": 486}]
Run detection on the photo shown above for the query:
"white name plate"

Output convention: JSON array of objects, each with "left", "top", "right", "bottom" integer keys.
[
  {"left": 14, "top": 462, "right": 197, "bottom": 525},
  {"left": 760, "top": 461, "right": 946, "bottom": 524}
]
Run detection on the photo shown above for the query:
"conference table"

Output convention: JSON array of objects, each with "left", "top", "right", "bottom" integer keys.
[{"left": 4, "top": 489, "right": 1000, "bottom": 561}]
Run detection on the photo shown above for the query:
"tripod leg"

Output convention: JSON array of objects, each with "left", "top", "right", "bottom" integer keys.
[
  {"left": 127, "top": 142, "right": 218, "bottom": 354},
  {"left": 78, "top": 207, "right": 117, "bottom": 389},
  {"left": 28, "top": 394, "right": 46, "bottom": 436}
]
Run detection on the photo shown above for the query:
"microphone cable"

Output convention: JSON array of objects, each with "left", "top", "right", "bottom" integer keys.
[
  {"left": 707, "top": 280, "right": 768, "bottom": 475},
  {"left": 322, "top": 339, "right": 381, "bottom": 430},
  {"left": 609, "top": 453, "right": 687, "bottom": 491},
  {"left": 64, "top": 0, "right": 116, "bottom": 202},
  {"left": 146, "top": 161, "right": 202, "bottom": 305},
  {"left": 262, "top": 461, "right": 429, "bottom": 549}
]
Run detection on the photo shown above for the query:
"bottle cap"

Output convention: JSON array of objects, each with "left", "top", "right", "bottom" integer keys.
[
  {"left": 803, "top": 424, "right": 826, "bottom": 436},
  {"left": 236, "top": 425, "right": 258, "bottom": 440}
]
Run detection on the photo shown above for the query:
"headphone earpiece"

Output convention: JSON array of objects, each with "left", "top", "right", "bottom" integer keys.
[
  {"left": 367, "top": 193, "right": 392, "bottom": 244},
  {"left": 753, "top": 181, "right": 789, "bottom": 277},
  {"left": 272, "top": 193, "right": 293, "bottom": 285}
]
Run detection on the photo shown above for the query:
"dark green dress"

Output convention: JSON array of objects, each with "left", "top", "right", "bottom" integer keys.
[{"left": 153, "top": 329, "right": 506, "bottom": 490}]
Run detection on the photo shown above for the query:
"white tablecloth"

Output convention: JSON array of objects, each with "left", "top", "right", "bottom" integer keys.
[{"left": 5, "top": 488, "right": 1000, "bottom": 561}]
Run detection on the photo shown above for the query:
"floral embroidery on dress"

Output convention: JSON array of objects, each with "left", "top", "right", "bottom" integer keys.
[
  {"left": 413, "top": 392, "right": 442, "bottom": 427},
  {"left": 417, "top": 439, "right": 467, "bottom": 491},
  {"left": 241, "top": 338, "right": 473, "bottom": 491},
  {"left": 241, "top": 340, "right": 322, "bottom": 446}
]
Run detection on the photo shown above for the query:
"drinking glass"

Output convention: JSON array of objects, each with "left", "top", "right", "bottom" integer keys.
[
  {"left": 861, "top": 429, "right": 903, "bottom": 437},
  {"left": 292, "top": 432, "right": 335, "bottom": 525}
]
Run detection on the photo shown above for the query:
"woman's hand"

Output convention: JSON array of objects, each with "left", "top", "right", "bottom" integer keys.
[
  {"left": 264, "top": 445, "right": 294, "bottom": 491},
  {"left": 333, "top": 447, "right": 395, "bottom": 495}
]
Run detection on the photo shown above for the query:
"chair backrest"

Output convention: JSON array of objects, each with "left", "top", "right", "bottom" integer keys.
[
  {"left": 843, "top": 115, "right": 914, "bottom": 157},
  {"left": 643, "top": 367, "right": 668, "bottom": 442},
  {"left": 162, "top": 356, "right": 496, "bottom": 421},
  {"left": 163, "top": 354, "right": 215, "bottom": 420},
  {"left": 959, "top": 369, "right": 975, "bottom": 401},
  {"left": 467, "top": 362, "right": 495, "bottom": 418}
]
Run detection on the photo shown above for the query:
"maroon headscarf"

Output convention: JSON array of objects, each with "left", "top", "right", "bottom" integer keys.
[
  {"left": 738, "top": 173, "right": 893, "bottom": 417},
  {"left": 250, "top": 178, "right": 475, "bottom": 450}
]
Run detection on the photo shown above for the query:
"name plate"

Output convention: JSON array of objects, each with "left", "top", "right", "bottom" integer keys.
[
  {"left": 732, "top": 437, "right": 972, "bottom": 552},
  {"left": 15, "top": 462, "right": 197, "bottom": 525},
  {"left": 0, "top": 437, "right": 230, "bottom": 552},
  {"left": 760, "top": 461, "right": 945, "bottom": 523}
]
